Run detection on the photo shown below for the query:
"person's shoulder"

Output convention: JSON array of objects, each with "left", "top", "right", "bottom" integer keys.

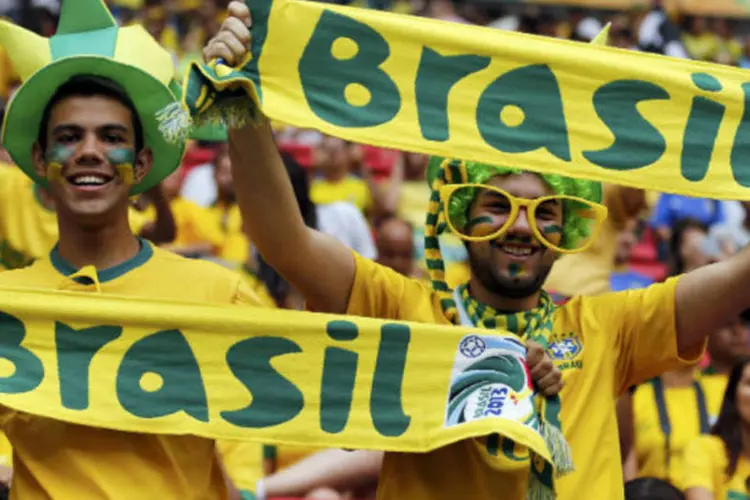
[
  {"left": 687, "top": 434, "right": 724, "bottom": 456},
  {"left": 0, "top": 259, "right": 56, "bottom": 287},
  {"left": 149, "top": 247, "right": 239, "bottom": 278}
]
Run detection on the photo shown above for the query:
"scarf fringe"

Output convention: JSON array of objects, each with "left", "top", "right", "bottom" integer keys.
[
  {"left": 526, "top": 469, "right": 555, "bottom": 500},
  {"left": 156, "top": 102, "right": 193, "bottom": 145},
  {"left": 156, "top": 96, "right": 264, "bottom": 145},
  {"left": 542, "top": 421, "right": 575, "bottom": 477}
]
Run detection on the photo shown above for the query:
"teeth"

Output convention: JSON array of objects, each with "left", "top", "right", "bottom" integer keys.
[
  {"left": 503, "top": 246, "right": 532, "bottom": 256},
  {"left": 72, "top": 175, "right": 107, "bottom": 186}
]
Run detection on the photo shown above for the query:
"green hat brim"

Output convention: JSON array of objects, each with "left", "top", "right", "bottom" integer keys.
[{"left": 2, "top": 55, "right": 185, "bottom": 196}]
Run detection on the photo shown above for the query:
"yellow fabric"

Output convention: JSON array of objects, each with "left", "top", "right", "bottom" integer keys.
[
  {"left": 632, "top": 375, "right": 725, "bottom": 489},
  {"left": 180, "top": 0, "right": 750, "bottom": 201},
  {"left": 683, "top": 435, "right": 750, "bottom": 497},
  {"left": 0, "top": 46, "right": 18, "bottom": 100},
  {"left": 218, "top": 441, "right": 264, "bottom": 493},
  {"left": 0, "top": 166, "right": 151, "bottom": 270},
  {"left": 716, "top": 38, "right": 744, "bottom": 64},
  {"left": 240, "top": 270, "right": 277, "bottom": 308},
  {"left": 702, "top": 372, "right": 730, "bottom": 402},
  {"left": 0, "top": 244, "right": 265, "bottom": 499},
  {"left": 544, "top": 184, "right": 632, "bottom": 297},
  {"left": 344, "top": 252, "right": 702, "bottom": 500},
  {"left": 0, "top": 251, "right": 570, "bottom": 493},
  {"left": 208, "top": 203, "right": 250, "bottom": 266},
  {"left": 169, "top": 196, "right": 226, "bottom": 248},
  {"left": 311, "top": 176, "right": 371, "bottom": 212},
  {"left": 682, "top": 33, "right": 719, "bottom": 61}
]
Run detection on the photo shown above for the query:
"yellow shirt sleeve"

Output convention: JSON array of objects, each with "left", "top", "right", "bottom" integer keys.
[
  {"left": 127, "top": 207, "right": 153, "bottom": 235},
  {"left": 232, "top": 278, "right": 270, "bottom": 308},
  {"left": 346, "top": 251, "right": 426, "bottom": 319},
  {"left": 682, "top": 435, "right": 724, "bottom": 493},
  {"left": 597, "top": 277, "right": 704, "bottom": 392},
  {"left": 217, "top": 440, "right": 264, "bottom": 494}
]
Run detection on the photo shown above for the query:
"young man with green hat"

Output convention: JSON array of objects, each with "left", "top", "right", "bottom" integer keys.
[
  {"left": 205, "top": 3, "right": 747, "bottom": 499},
  {"left": 0, "top": 0, "right": 265, "bottom": 498}
]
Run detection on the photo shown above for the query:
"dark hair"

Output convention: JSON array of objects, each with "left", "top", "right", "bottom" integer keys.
[
  {"left": 256, "top": 152, "right": 317, "bottom": 305},
  {"left": 711, "top": 356, "right": 750, "bottom": 477},
  {"left": 37, "top": 75, "right": 144, "bottom": 153},
  {"left": 668, "top": 217, "right": 708, "bottom": 276},
  {"left": 624, "top": 478, "right": 684, "bottom": 500}
]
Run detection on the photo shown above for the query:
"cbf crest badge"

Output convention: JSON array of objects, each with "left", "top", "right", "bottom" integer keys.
[
  {"left": 445, "top": 334, "right": 538, "bottom": 430},
  {"left": 547, "top": 332, "right": 584, "bottom": 370}
]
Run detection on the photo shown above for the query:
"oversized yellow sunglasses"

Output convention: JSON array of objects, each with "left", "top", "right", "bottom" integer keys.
[{"left": 439, "top": 183, "right": 609, "bottom": 254}]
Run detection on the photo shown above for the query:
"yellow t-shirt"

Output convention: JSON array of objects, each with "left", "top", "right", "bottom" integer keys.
[
  {"left": 344, "top": 252, "right": 699, "bottom": 500},
  {"left": 544, "top": 184, "right": 632, "bottom": 297},
  {"left": 682, "top": 33, "right": 719, "bottom": 61},
  {"left": 0, "top": 167, "right": 150, "bottom": 270},
  {"left": 165, "top": 196, "right": 226, "bottom": 249},
  {"left": 218, "top": 441, "right": 264, "bottom": 494},
  {"left": 684, "top": 435, "right": 750, "bottom": 498},
  {"left": 632, "top": 375, "right": 725, "bottom": 489},
  {"left": 310, "top": 176, "right": 371, "bottom": 212},
  {"left": 208, "top": 204, "right": 250, "bottom": 267},
  {"left": 0, "top": 241, "right": 265, "bottom": 499}
]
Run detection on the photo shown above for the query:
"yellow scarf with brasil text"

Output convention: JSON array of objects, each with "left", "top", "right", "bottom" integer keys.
[
  {"left": 0, "top": 285, "right": 559, "bottom": 476},
  {"left": 161, "top": 0, "right": 750, "bottom": 200}
]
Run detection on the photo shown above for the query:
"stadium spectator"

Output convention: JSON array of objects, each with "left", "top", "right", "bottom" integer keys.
[{"left": 683, "top": 357, "right": 750, "bottom": 499}]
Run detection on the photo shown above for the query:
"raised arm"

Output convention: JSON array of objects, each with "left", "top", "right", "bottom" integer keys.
[
  {"left": 203, "top": 2, "right": 355, "bottom": 313},
  {"left": 675, "top": 244, "right": 750, "bottom": 358}
]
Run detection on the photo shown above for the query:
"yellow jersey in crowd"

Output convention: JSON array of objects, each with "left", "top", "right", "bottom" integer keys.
[
  {"left": 341, "top": 252, "right": 702, "bottom": 500},
  {"left": 632, "top": 373, "right": 725, "bottom": 489},
  {"left": 311, "top": 175, "right": 371, "bottom": 213},
  {"left": 684, "top": 435, "right": 750, "bottom": 499}
]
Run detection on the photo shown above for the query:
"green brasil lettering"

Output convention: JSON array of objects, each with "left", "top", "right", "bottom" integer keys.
[
  {"left": 296, "top": 10, "right": 749, "bottom": 185},
  {"left": 0, "top": 315, "right": 412, "bottom": 437}
]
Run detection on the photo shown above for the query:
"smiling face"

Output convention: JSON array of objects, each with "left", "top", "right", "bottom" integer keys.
[
  {"left": 465, "top": 173, "right": 562, "bottom": 299},
  {"left": 31, "top": 95, "right": 152, "bottom": 226}
]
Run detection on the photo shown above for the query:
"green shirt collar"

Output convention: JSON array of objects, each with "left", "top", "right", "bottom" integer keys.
[{"left": 50, "top": 237, "right": 153, "bottom": 284}]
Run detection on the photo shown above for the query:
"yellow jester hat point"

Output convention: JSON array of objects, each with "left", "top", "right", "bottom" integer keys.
[{"left": 0, "top": 0, "right": 185, "bottom": 195}]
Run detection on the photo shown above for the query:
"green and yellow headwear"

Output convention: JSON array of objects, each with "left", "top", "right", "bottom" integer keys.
[
  {"left": 424, "top": 156, "right": 606, "bottom": 320},
  {"left": 0, "top": 0, "right": 185, "bottom": 195}
]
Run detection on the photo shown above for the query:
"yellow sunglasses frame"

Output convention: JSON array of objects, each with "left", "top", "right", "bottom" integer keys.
[{"left": 439, "top": 183, "right": 609, "bottom": 254}]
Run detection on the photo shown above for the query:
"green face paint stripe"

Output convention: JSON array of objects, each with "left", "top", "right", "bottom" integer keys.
[
  {"left": 45, "top": 144, "right": 75, "bottom": 164},
  {"left": 465, "top": 216, "right": 494, "bottom": 233},
  {"left": 542, "top": 225, "right": 563, "bottom": 235},
  {"left": 508, "top": 263, "right": 521, "bottom": 277},
  {"left": 106, "top": 148, "right": 136, "bottom": 166}
]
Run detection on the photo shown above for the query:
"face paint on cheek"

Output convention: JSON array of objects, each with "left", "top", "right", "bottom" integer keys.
[
  {"left": 464, "top": 216, "right": 496, "bottom": 238},
  {"left": 44, "top": 144, "right": 74, "bottom": 183},
  {"left": 541, "top": 224, "right": 564, "bottom": 245},
  {"left": 107, "top": 148, "right": 136, "bottom": 185}
]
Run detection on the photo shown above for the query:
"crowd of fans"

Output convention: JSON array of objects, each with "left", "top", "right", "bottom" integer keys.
[{"left": 1, "top": 0, "right": 750, "bottom": 498}]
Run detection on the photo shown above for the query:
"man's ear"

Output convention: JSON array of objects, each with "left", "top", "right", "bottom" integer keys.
[
  {"left": 133, "top": 147, "right": 154, "bottom": 184},
  {"left": 31, "top": 142, "right": 47, "bottom": 179}
]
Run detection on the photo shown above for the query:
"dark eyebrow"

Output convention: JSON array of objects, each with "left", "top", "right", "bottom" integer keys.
[
  {"left": 51, "top": 123, "right": 130, "bottom": 135},
  {"left": 480, "top": 190, "right": 508, "bottom": 202},
  {"left": 51, "top": 123, "right": 82, "bottom": 135},
  {"left": 99, "top": 124, "right": 130, "bottom": 135}
]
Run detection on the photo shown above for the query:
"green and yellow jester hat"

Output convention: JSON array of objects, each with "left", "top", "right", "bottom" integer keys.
[{"left": 0, "top": 0, "right": 185, "bottom": 195}]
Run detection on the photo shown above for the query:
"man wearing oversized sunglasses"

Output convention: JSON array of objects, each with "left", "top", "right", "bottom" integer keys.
[{"left": 204, "top": 3, "right": 727, "bottom": 500}]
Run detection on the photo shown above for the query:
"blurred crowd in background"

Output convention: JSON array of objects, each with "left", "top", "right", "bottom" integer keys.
[{"left": 1, "top": 0, "right": 750, "bottom": 499}]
